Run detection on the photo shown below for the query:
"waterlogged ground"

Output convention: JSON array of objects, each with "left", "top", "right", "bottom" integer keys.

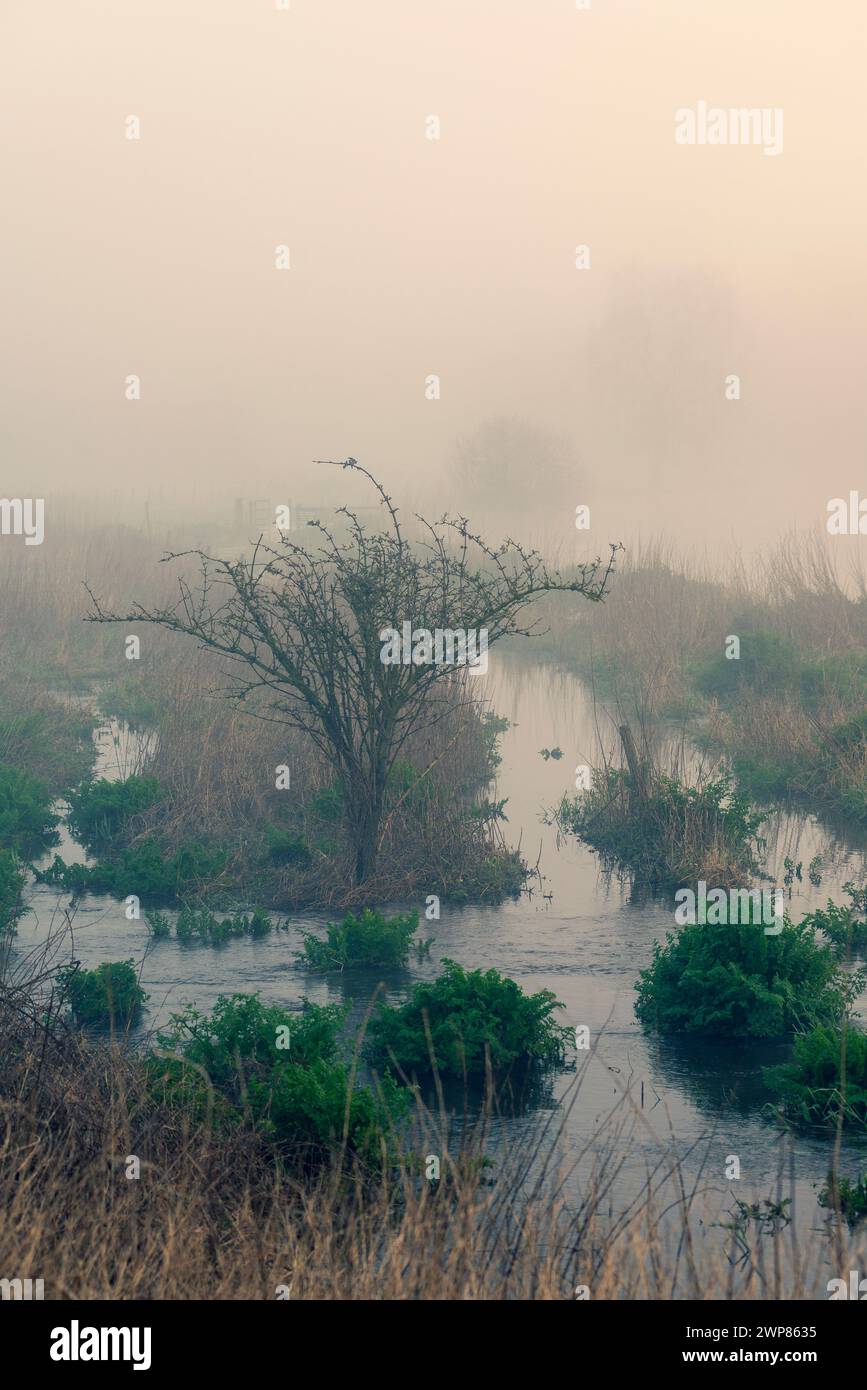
[{"left": 16, "top": 652, "right": 867, "bottom": 1282}]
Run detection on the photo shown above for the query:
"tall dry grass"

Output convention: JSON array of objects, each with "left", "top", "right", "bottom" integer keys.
[
  {"left": 541, "top": 532, "right": 867, "bottom": 704},
  {"left": 0, "top": 970, "right": 860, "bottom": 1300},
  {"left": 535, "top": 532, "right": 867, "bottom": 824},
  {"left": 0, "top": 913, "right": 859, "bottom": 1302}
]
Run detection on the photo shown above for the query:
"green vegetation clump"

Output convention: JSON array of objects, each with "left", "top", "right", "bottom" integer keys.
[
  {"left": 0, "top": 849, "right": 26, "bottom": 934},
  {"left": 148, "top": 905, "right": 282, "bottom": 944},
  {"left": 818, "top": 1171, "right": 867, "bottom": 1226},
  {"left": 58, "top": 959, "right": 148, "bottom": 1027},
  {"left": 764, "top": 1024, "right": 867, "bottom": 1132},
  {"left": 148, "top": 993, "right": 408, "bottom": 1163},
  {"left": 0, "top": 765, "right": 60, "bottom": 854},
  {"left": 635, "top": 916, "right": 855, "bottom": 1038},
  {"left": 806, "top": 883, "right": 867, "bottom": 955},
  {"left": 66, "top": 775, "right": 162, "bottom": 846},
  {"left": 439, "top": 850, "right": 527, "bottom": 904},
  {"left": 365, "top": 959, "right": 571, "bottom": 1080},
  {"left": 692, "top": 630, "right": 804, "bottom": 703},
  {"left": 35, "top": 838, "right": 227, "bottom": 904},
  {"left": 146, "top": 910, "right": 172, "bottom": 939},
  {"left": 559, "top": 768, "right": 763, "bottom": 888},
  {"left": 297, "top": 909, "right": 426, "bottom": 970},
  {"left": 263, "top": 823, "right": 313, "bottom": 868}
]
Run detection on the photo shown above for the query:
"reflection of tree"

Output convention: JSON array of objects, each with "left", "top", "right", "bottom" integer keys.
[
  {"left": 427, "top": 1063, "right": 562, "bottom": 1118},
  {"left": 647, "top": 1033, "right": 791, "bottom": 1120}
]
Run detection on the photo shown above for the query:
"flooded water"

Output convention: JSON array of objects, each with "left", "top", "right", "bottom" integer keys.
[{"left": 16, "top": 651, "right": 867, "bottom": 1266}]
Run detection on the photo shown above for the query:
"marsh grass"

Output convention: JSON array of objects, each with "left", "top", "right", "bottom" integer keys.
[
  {"left": 535, "top": 534, "right": 867, "bottom": 824},
  {"left": 555, "top": 735, "right": 765, "bottom": 890},
  {"left": 94, "top": 650, "right": 523, "bottom": 908},
  {"left": 0, "top": 675, "right": 96, "bottom": 795},
  {"left": 0, "top": 520, "right": 524, "bottom": 907},
  {"left": 0, "top": 951, "right": 860, "bottom": 1300}
]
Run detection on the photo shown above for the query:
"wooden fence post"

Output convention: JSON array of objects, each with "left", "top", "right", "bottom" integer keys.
[{"left": 619, "top": 724, "right": 649, "bottom": 801}]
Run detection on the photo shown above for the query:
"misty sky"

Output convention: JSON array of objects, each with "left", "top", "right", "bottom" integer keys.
[{"left": 3, "top": 0, "right": 865, "bottom": 552}]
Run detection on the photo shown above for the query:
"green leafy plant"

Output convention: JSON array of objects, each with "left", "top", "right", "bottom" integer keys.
[
  {"left": 818, "top": 1171, "right": 867, "bottom": 1226},
  {"left": 764, "top": 1024, "right": 867, "bottom": 1132},
  {"left": 0, "top": 848, "right": 26, "bottom": 934},
  {"left": 66, "top": 774, "right": 162, "bottom": 846},
  {"left": 297, "top": 908, "right": 422, "bottom": 971},
  {"left": 558, "top": 767, "right": 763, "bottom": 888},
  {"left": 807, "top": 883, "right": 867, "bottom": 954},
  {"left": 148, "top": 993, "right": 408, "bottom": 1164},
  {"left": 57, "top": 959, "right": 148, "bottom": 1027},
  {"left": 154, "top": 904, "right": 281, "bottom": 944},
  {"left": 365, "top": 959, "right": 571, "bottom": 1080},
  {"left": 635, "top": 915, "right": 856, "bottom": 1038},
  {"left": 35, "top": 838, "right": 227, "bottom": 904},
  {"left": 481, "top": 711, "right": 510, "bottom": 771},
  {"left": 0, "top": 764, "right": 60, "bottom": 854}
]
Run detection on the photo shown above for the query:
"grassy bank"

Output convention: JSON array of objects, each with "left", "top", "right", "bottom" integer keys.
[
  {"left": 557, "top": 761, "right": 764, "bottom": 889},
  {"left": 531, "top": 536, "right": 867, "bottom": 824}
]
